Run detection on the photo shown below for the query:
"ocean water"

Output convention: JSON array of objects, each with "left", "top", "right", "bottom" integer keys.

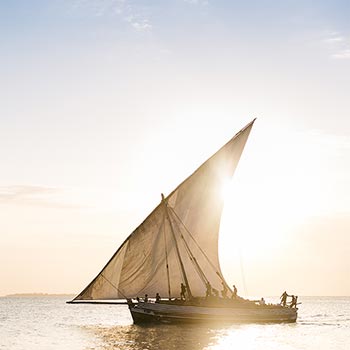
[{"left": 0, "top": 296, "right": 349, "bottom": 350}]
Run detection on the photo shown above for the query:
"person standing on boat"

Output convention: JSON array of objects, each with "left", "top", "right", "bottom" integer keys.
[
  {"left": 155, "top": 293, "right": 161, "bottom": 303},
  {"left": 180, "top": 283, "right": 186, "bottom": 300},
  {"left": 290, "top": 295, "right": 298, "bottom": 308},
  {"left": 144, "top": 294, "right": 148, "bottom": 302},
  {"left": 205, "top": 281, "right": 212, "bottom": 298},
  {"left": 221, "top": 282, "right": 228, "bottom": 298},
  {"left": 232, "top": 285, "right": 238, "bottom": 299},
  {"left": 280, "top": 291, "right": 289, "bottom": 306}
]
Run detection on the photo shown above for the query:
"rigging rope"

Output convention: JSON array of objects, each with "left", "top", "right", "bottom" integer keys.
[
  {"left": 162, "top": 194, "right": 193, "bottom": 299},
  {"left": 169, "top": 206, "right": 232, "bottom": 293},
  {"left": 100, "top": 273, "right": 128, "bottom": 299},
  {"left": 169, "top": 209, "right": 209, "bottom": 287}
]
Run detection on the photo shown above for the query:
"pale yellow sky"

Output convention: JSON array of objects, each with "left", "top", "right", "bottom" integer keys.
[{"left": 1, "top": 1, "right": 349, "bottom": 297}]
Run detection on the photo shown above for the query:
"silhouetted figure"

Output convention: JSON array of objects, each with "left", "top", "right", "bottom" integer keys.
[
  {"left": 280, "top": 291, "right": 288, "bottom": 307},
  {"left": 144, "top": 294, "right": 148, "bottom": 302},
  {"left": 232, "top": 285, "right": 238, "bottom": 299},
  {"left": 155, "top": 293, "right": 161, "bottom": 303},
  {"left": 259, "top": 297, "right": 266, "bottom": 305},
  {"left": 180, "top": 283, "right": 186, "bottom": 300},
  {"left": 205, "top": 281, "right": 212, "bottom": 298},
  {"left": 290, "top": 295, "right": 298, "bottom": 308},
  {"left": 136, "top": 296, "right": 140, "bottom": 302},
  {"left": 221, "top": 282, "right": 228, "bottom": 298}
]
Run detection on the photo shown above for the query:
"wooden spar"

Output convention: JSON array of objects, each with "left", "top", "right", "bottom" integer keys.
[
  {"left": 162, "top": 211, "right": 172, "bottom": 299},
  {"left": 161, "top": 193, "right": 193, "bottom": 300}
]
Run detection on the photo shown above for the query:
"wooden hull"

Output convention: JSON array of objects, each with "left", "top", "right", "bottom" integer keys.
[{"left": 128, "top": 301, "right": 297, "bottom": 324}]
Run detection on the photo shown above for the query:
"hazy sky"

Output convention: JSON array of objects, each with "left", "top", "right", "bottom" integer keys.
[{"left": 1, "top": 0, "right": 349, "bottom": 297}]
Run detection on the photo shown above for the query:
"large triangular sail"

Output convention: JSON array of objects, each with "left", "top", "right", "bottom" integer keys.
[{"left": 72, "top": 120, "right": 255, "bottom": 301}]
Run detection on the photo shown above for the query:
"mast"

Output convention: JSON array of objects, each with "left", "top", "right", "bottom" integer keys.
[
  {"left": 162, "top": 211, "right": 172, "bottom": 299},
  {"left": 169, "top": 208, "right": 209, "bottom": 286},
  {"left": 169, "top": 207, "right": 232, "bottom": 292},
  {"left": 161, "top": 193, "right": 192, "bottom": 300}
]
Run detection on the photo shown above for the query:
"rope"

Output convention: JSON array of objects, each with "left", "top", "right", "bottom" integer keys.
[
  {"left": 100, "top": 273, "right": 128, "bottom": 299},
  {"left": 162, "top": 196, "right": 193, "bottom": 299},
  {"left": 169, "top": 206, "right": 232, "bottom": 293},
  {"left": 169, "top": 210, "right": 209, "bottom": 286}
]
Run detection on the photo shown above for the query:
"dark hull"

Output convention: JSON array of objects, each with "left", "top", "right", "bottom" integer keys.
[{"left": 128, "top": 301, "right": 297, "bottom": 325}]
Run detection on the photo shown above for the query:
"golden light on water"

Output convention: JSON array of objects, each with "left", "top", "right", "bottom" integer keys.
[
  {"left": 208, "top": 326, "right": 264, "bottom": 350},
  {"left": 93, "top": 322, "right": 299, "bottom": 350},
  {"left": 206, "top": 324, "right": 298, "bottom": 350}
]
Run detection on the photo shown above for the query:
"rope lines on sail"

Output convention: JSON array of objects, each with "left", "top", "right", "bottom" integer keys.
[
  {"left": 169, "top": 206, "right": 232, "bottom": 293},
  {"left": 161, "top": 210, "right": 172, "bottom": 299},
  {"left": 168, "top": 209, "right": 210, "bottom": 287},
  {"left": 161, "top": 194, "right": 193, "bottom": 299},
  {"left": 100, "top": 273, "right": 128, "bottom": 299}
]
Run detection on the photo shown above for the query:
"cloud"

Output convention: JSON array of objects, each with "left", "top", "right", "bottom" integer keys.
[
  {"left": 71, "top": 0, "right": 152, "bottom": 32},
  {"left": 323, "top": 31, "right": 350, "bottom": 60},
  {"left": 184, "top": 0, "right": 209, "bottom": 5},
  {"left": 0, "top": 185, "right": 82, "bottom": 209},
  {"left": 125, "top": 14, "right": 152, "bottom": 32},
  {"left": 324, "top": 36, "right": 344, "bottom": 43},
  {"left": 332, "top": 49, "right": 350, "bottom": 59},
  {"left": 71, "top": 0, "right": 126, "bottom": 17}
]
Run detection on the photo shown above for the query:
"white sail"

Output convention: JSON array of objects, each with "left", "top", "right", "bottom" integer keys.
[{"left": 73, "top": 120, "right": 255, "bottom": 301}]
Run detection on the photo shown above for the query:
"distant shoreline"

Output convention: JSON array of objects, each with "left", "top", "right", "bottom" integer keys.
[
  {"left": 2, "top": 294, "right": 349, "bottom": 298},
  {"left": 2, "top": 293, "right": 75, "bottom": 298}
]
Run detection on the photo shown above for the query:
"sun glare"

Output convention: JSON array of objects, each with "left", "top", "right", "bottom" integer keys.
[{"left": 220, "top": 178, "right": 233, "bottom": 201}]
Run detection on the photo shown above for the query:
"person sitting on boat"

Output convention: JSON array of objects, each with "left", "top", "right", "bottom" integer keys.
[
  {"left": 155, "top": 293, "right": 161, "bottom": 303},
  {"left": 144, "top": 294, "right": 148, "bottom": 302},
  {"left": 259, "top": 297, "right": 266, "bottom": 305},
  {"left": 280, "top": 291, "right": 289, "bottom": 306},
  {"left": 221, "top": 282, "right": 228, "bottom": 299},
  {"left": 180, "top": 283, "right": 186, "bottom": 300},
  {"left": 205, "top": 281, "right": 212, "bottom": 298},
  {"left": 232, "top": 285, "right": 238, "bottom": 299}
]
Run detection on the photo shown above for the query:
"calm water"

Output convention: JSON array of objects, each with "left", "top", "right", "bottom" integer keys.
[{"left": 1, "top": 296, "right": 349, "bottom": 350}]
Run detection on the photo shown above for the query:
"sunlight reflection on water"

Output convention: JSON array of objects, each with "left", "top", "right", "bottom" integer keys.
[{"left": 89, "top": 323, "right": 301, "bottom": 350}]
